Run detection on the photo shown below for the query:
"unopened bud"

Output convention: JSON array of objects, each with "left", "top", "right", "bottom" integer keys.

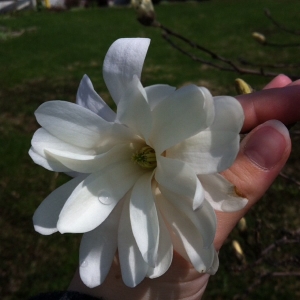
[
  {"left": 238, "top": 217, "right": 247, "bottom": 232},
  {"left": 132, "top": 0, "right": 156, "bottom": 26},
  {"left": 252, "top": 32, "right": 266, "bottom": 44},
  {"left": 235, "top": 78, "right": 253, "bottom": 94},
  {"left": 232, "top": 240, "right": 246, "bottom": 263}
]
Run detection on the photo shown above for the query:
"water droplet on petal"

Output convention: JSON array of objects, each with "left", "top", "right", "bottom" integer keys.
[
  {"left": 98, "top": 190, "right": 113, "bottom": 205},
  {"left": 80, "top": 260, "right": 88, "bottom": 268}
]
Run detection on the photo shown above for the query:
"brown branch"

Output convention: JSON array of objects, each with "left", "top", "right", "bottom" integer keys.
[
  {"left": 151, "top": 22, "right": 300, "bottom": 80},
  {"left": 279, "top": 172, "right": 300, "bottom": 187},
  {"left": 265, "top": 8, "right": 300, "bottom": 36},
  {"left": 239, "top": 58, "right": 300, "bottom": 69}
]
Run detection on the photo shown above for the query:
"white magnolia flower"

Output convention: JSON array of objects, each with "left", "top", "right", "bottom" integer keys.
[{"left": 30, "top": 38, "right": 247, "bottom": 288}]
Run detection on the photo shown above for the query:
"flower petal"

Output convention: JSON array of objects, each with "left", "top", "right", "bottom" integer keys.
[
  {"left": 57, "top": 160, "right": 144, "bottom": 233},
  {"left": 29, "top": 147, "right": 71, "bottom": 173},
  {"left": 156, "top": 193, "right": 215, "bottom": 273},
  {"left": 150, "top": 85, "right": 215, "bottom": 154},
  {"left": 167, "top": 95, "right": 244, "bottom": 174},
  {"left": 116, "top": 76, "right": 152, "bottom": 141},
  {"left": 155, "top": 156, "right": 204, "bottom": 210},
  {"left": 146, "top": 209, "right": 173, "bottom": 278},
  {"left": 30, "top": 128, "right": 95, "bottom": 172},
  {"left": 130, "top": 172, "right": 159, "bottom": 267},
  {"left": 159, "top": 186, "right": 216, "bottom": 248},
  {"left": 79, "top": 201, "right": 123, "bottom": 288},
  {"left": 118, "top": 195, "right": 148, "bottom": 287},
  {"left": 198, "top": 173, "right": 248, "bottom": 212},
  {"left": 103, "top": 38, "right": 150, "bottom": 105},
  {"left": 206, "top": 249, "right": 219, "bottom": 275},
  {"left": 44, "top": 143, "right": 137, "bottom": 174},
  {"left": 76, "top": 74, "right": 116, "bottom": 121},
  {"left": 35, "top": 100, "right": 134, "bottom": 151},
  {"left": 145, "top": 84, "right": 176, "bottom": 110},
  {"left": 33, "top": 175, "right": 86, "bottom": 235}
]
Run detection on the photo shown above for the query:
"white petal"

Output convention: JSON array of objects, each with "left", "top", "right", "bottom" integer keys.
[
  {"left": 147, "top": 210, "right": 173, "bottom": 278},
  {"left": 76, "top": 74, "right": 116, "bottom": 122},
  {"left": 159, "top": 186, "right": 216, "bottom": 248},
  {"left": 167, "top": 95, "right": 244, "bottom": 174},
  {"left": 116, "top": 76, "right": 152, "bottom": 141},
  {"left": 30, "top": 128, "right": 95, "bottom": 172},
  {"left": 57, "top": 161, "right": 144, "bottom": 233},
  {"left": 198, "top": 173, "right": 248, "bottom": 212},
  {"left": 145, "top": 84, "right": 176, "bottom": 110},
  {"left": 150, "top": 85, "right": 215, "bottom": 154},
  {"left": 130, "top": 172, "right": 159, "bottom": 267},
  {"left": 33, "top": 175, "right": 86, "bottom": 235},
  {"left": 79, "top": 201, "right": 123, "bottom": 288},
  {"left": 103, "top": 38, "right": 150, "bottom": 105},
  {"left": 155, "top": 156, "right": 204, "bottom": 210},
  {"left": 206, "top": 249, "right": 219, "bottom": 275},
  {"left": 156, "top": 193, "right": 215, "bottom": 273},
  {"left": 44, "top": 143, "right": 136, "bottom": 174},
  {"left": 118, "top": 196, "right": 148, "bottom": 287},
  {"left": 35, "top": 100, "right": 134, "bottom": 151},
  {"left": 29, "top": 147, "right": 72, "bottom": 173}
]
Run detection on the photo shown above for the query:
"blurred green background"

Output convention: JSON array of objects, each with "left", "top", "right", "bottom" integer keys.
[{"left": 1, "top": 0, "right": 300, "bottom": 299}]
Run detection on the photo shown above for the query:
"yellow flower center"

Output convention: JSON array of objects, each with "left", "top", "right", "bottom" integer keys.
[{"left": 132, "top": 146, "right": 157, "bottom": 169}]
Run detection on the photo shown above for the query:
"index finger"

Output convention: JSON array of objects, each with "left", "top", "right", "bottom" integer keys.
[{"left": 236, "top": 85, "right": 300, "bottom": 133}]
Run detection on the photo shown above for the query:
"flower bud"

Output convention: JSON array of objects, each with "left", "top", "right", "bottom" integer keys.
[
  {"left": 232, "top": 240, "right": 246, "bottom": 263},
  {"left": 132, "top": 0, "right": 156, "bottom": 26},
  {"left": 238, "top": 217, "right": 247, "bottom": 232},
  {"left": 252, "top": 32, "right": 266, "bottom": 44},
  {"left": 235, "top": 78, "right": 253, "bottom": 94}
]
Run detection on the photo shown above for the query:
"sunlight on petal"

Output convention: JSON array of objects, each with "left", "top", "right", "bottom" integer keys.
[
  {"left": 118, "top": 196, "right": 148, "bottom": 287},
  {"left": 103, "top": 38, "right": 150, "bottom": 105}
]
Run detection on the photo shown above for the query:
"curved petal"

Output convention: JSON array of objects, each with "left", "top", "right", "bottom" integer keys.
[
  {"left": 33, "top": 174, "right": 87, "bottom": 235},
  {"left": 206, "top": 249, "right": 219, "bottom": 275},
  {"left": 198, "top": 173, "right": 248, "bottom": 212},
  {"left": 150, "top": 85, "right": 215, "bottom": 154},
  {"left": 156, "top": 193, "right": 215, "bottom": 273},
  {"left": 45, "top": 143, "right": 136, "bottom": 174},
  {"left": 79, "top": 200, "right": 123, "bottom": 288},
  {"left": 167, "top": 95, "right": 244, "bottom": 174},
  {"left": 116, "top": 76, "right": 152, "bottom": 141},
  {"left": 147, "top": 209, "right": 173, "bottom": 278},
  {"left": 103, "top": 38, "right": 150, "bottom": 105},
  {"left": 159, "top": 186, "right": 216, "bottom": 248},
  {"left": 155, "top": 156, "right": 204, "bottom": 210},
  {"left": 30, "top": 128, "right": 95, "bottom": 172},
  {"left": 57, "top": 160, "right": 144, "bottom": 233},
  {"left": 35, "top": 101, "right": 134, "bottom": 151},
  {"left": 130, "top": 172, "right": 159, "bottom": 267},
  {"left": 29, "top": 147, "right": 72, "bottom": 173},
  {"left": 145, "top": 84, "right": 176, "bottom": 110},
  {"left": 76, "top": 74, "right": 116, "bottom": 121},
  {"left": 118, "top": 195, "right": 148, "bottom": 287}
]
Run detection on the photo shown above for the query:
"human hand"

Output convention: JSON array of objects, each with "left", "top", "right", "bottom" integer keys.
[{"left": 68, "top": 75, "right": 299, "bottom": 300}]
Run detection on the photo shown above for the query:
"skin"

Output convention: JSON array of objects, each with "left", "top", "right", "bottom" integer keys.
[{"left": 68, "top": 75, "right": 300, "bottom": 300}]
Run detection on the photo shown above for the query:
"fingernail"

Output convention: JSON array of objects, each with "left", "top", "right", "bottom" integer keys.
[{"left": 243, "top": 120, "right": 289, "bottom": 170}]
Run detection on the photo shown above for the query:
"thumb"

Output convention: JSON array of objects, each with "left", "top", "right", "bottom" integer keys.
[{"left": 214, "top": 119, "right": 291, "bottom": 250}]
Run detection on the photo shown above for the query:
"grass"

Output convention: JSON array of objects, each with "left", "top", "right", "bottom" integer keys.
[{"left": 1, "top": 1, "right": 300, "bottom": 299}]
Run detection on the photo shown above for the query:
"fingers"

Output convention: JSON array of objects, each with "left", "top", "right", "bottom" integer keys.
[
  {"left": 237, "top": 85, "right": 300, "bottom": 133},
  {"left": 263, "top": 74, "right": 292, "bottom": 90},
  {"left": 214, "top": 120, "right": 291, "bottom": 250}
]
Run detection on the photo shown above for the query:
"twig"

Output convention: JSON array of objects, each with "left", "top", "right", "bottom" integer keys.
[
  {"left": 279, "top": 172, "right": 300, "bottom": 187},
  {"left": 151, "top": 22, "right": 300, "bottom": 80},
  {"left": 265, "top": 8, "right": 300, "bottom": 36}
]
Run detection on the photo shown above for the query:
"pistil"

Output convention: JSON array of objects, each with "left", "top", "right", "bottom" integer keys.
[{"left": 132, "top": 146, "right": 157, "bottom": 169}]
